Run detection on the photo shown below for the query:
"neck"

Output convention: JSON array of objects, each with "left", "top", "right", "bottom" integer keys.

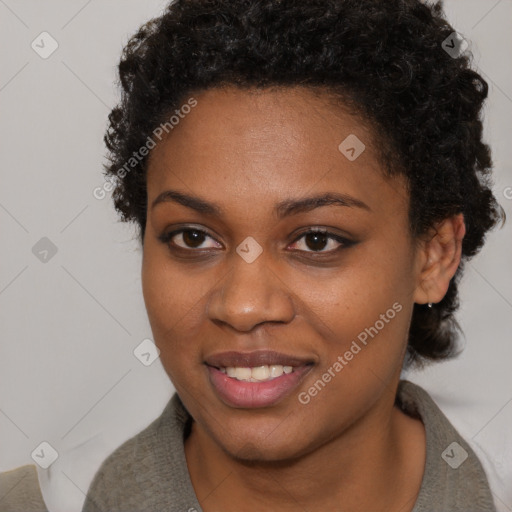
[{"left": 184, "top": 384, "right": 425, "bottom": 512}]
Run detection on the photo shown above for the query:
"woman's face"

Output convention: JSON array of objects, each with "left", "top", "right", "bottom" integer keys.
[{"left": 142, "top": 86, "right": 423, "bottom": 461}]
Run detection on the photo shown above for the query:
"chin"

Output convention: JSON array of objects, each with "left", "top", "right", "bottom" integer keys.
[{"left": 213, "top": 426, "right": 312, "bottom": 464}]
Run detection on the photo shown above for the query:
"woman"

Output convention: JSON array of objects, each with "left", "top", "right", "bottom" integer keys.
[{"left": 82, "top": 0, "right": 503, "bottom": 510}]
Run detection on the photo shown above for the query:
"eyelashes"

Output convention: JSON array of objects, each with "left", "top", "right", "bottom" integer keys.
[
  {"left": 289, "top": 228, "right": 354, "bottom": 253},
  {"left": 158, "top": 228, "right": 221, "bottom": 251},
  {"left": 157, "top": 226, "right": 355, "bottom": 255}
]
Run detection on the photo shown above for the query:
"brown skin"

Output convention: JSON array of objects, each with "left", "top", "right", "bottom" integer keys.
[{"left": 142, "top": 86, "right": 465, "bottom": 511}]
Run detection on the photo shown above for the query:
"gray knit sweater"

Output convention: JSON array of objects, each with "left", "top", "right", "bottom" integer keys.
[{"left": 80, "top": 380, "right": 495, "bottom": 512}]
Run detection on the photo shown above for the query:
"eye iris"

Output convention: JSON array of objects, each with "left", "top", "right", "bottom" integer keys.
[
  {"left": 183, "top": 230, "right": 205, "bottom": 248},
  {"left": 305, "top": 232, "right": 328, "bottom": 251}
]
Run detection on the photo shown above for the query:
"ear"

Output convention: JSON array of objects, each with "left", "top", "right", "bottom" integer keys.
[{"left": 413, "top": 213, "right": 466, "bottom": 305}]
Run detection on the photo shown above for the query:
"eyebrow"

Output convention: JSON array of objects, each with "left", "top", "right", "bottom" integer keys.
[{"left": 151, "top": 189, "right": 371, "bottom": 218}]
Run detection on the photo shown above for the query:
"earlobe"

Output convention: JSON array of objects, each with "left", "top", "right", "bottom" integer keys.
[{"left": 413, "top": 214, "right": 466, "bottom": 305}]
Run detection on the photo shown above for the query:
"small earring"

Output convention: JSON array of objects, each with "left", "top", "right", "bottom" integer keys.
[{"left": 427, "top": 302, "right": 433, "bottom": 308}]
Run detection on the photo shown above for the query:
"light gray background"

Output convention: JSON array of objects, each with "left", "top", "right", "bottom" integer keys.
[{"left": 1, "top": 1, "right": 511, "bottom": 511}]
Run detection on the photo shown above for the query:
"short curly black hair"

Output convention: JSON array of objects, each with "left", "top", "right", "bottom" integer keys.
[{"left": 103, "top": 0, "right": 504, "bottom": 368}]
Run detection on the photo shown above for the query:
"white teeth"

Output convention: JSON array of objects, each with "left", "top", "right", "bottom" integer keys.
[
  {"left": 221, "top": 364, "right": 295, "bottom": 382},
  {"left": 251, "top": 365, "right": 270, "bottom": 381},
  {"left": 269, "top": 365, "right": 283, "bottom": 378},
  {"left": 234, "top": 367, "right": 252, "bottom": 381}
]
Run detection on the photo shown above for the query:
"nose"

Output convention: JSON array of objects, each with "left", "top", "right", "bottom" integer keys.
[{"left": 207, "top": 250, "right": 295, "bottom": 332}]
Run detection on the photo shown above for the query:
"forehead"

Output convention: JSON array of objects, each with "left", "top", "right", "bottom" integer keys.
[{"left": 146, "top": 86, "right": 408, "bottom": 218}]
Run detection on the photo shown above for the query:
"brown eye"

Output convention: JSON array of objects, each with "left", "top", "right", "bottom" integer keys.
[
  {"left": 289, "top": 229, "right": 352, "bottom": 254},
  {"left": 180, "top": 229, "right": 207, "bottom": 248},
  {"left": 159, "top": 228, "right": 221, "bottom": 250},
  {"left": 303, "top": 231, "right": 330, "bottom": 251}
]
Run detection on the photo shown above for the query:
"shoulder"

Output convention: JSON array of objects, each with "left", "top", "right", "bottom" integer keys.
[
  {"left": 398, "top": 380, "right": 496, "bottom": 512},
  {"left": 82, "top": 395, "right": 185, "bottom": 512},
  {"left": 0, "top": 464, "right": 48, "bottom": 512}
]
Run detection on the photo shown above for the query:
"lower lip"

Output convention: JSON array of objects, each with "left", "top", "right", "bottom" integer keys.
[{"left": 207, "top": 365, "right": 312, "bottom": 408}]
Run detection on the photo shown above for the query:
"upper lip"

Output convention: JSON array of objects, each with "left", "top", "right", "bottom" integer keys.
[{"left": 205, "top": 350, "right": 314, "bottom": 368}]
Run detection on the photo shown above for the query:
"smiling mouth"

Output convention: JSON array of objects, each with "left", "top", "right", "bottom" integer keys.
[
  {"left": 205, "top": 350, "right": 314, "bottom": 382},
  {"left": 214, "top": 364, "right": 299, "bottom": 382},
  {"left": 204, "top": 350, "right": 315, "bottom": 408}
]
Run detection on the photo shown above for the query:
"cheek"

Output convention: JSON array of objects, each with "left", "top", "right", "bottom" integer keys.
[
  {"left": 298, "top": 245, "right": 414, "bottom": 384},
  {"left": 301, "top": 249, "right": 412, "bottom": 339},
  {"left": 289, "top": 272, "right": 412, "bottom": 438},
  {"left": 141, "top": 243, "right": 207, "bottom": 373}
]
